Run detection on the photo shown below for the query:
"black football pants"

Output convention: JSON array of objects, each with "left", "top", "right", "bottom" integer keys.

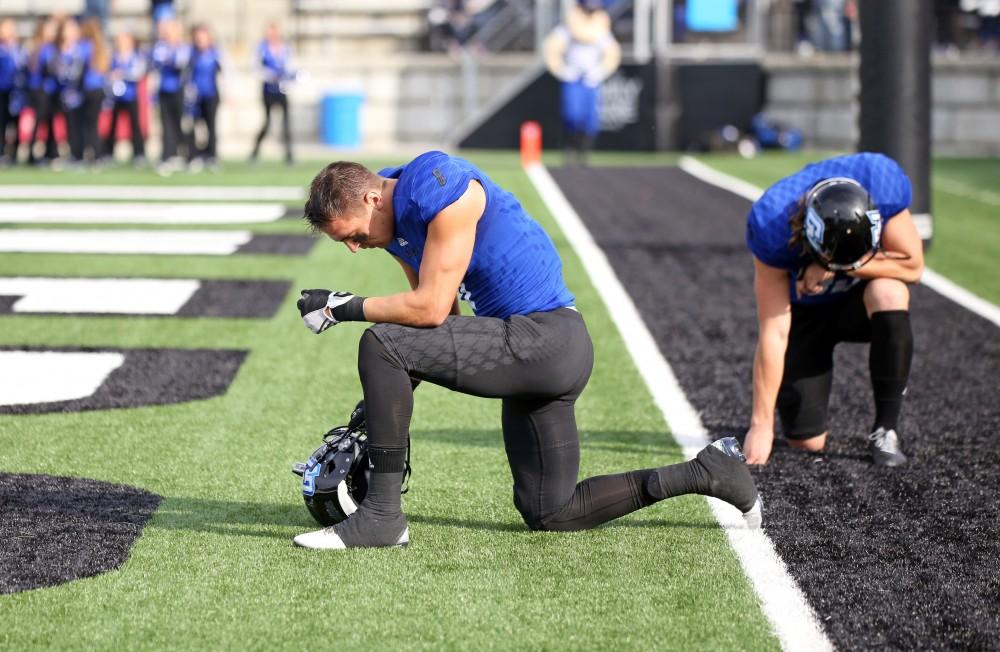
[{"left": 359, "top": 307, "right": 654, "bottom": 531}]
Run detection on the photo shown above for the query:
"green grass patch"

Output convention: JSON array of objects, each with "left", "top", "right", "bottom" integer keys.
[{"left": 0, "top": 162, "right": 777, "bottom": 650}]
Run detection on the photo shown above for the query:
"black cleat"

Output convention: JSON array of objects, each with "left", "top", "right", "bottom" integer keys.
[
  {"left": 699, "top": 437, "right": 763, "bottom": 529},
  {"left": 868, "top": 427, "right": 907, "bottom": 467}
]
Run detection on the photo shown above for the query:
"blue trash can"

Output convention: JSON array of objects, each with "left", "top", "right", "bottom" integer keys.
[{"left": 320, "top": 92, "right": 363, "bottom": 148}]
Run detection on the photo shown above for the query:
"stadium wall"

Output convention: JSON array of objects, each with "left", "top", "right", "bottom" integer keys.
[
  {"left": 762, "top": 55, "right": 1000, "bottom": 156},
  {"left": 203, "top": 54, "right": 1000, "bottom": 158}
]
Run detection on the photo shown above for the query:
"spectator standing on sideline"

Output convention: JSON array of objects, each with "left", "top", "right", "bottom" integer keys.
[
  {"left": 104, "top": 30, "right": 147, "bottom": 165},
  {"left": 186, "top": 24, "right": 222, "bottom": 171},
  {"left": 151, "top": 18, "right": 191, "bottom": 175},
  {"left": 79, "top": 17, "right": 109, "bottom": 165},
  {"left": 249, "top": 22, "right": 295, "bottom": 166},
  {"left": 0, "top": 18, "right": 25, "bottom": 165},
  {"left": 27, "top": 16, "right": 60, "bottom": 165},
  {"left": 544, "top": 0, "right": 620, "bottom": 165},
  {"left": 52, "top": 17, "right": 87, "bottom": 167}
]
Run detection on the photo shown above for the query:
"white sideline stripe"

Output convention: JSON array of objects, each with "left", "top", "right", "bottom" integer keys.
[
  {"left": 678, "top": 155, "right": 1000, "bottom": 329},
  {"left": 0, "top": 351, "right": 124, "bottom": 406},
  {"left": 0, "top": 185, "right": 303, "bottom": 201},
  {"left": 920, "top": 269, "right": 1000, "bottom": 328},
  {"left": 525, "top": 163, "right": 833, "bottom": 652},
  {"left": 0, "top": 278, "right": 201, "bottom": 314},
  {"left": 935, "top": 177, "right": 1000, "bottom": 207},
  {"left": 0, "top": 202, "right": 286, "bottom": 224},
  {"left": 0, "top": 229, "right": 253, "bottom": 255}
]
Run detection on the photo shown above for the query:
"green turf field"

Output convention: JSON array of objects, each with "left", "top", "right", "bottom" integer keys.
[
  {"left": 1, "top": 151, "right": 995, "bottom": 651},
  {"left": 0, "top": 158, "right": 775, "bottom": 651}
]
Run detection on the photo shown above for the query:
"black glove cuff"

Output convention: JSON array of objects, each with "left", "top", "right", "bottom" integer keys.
[{"left": 330, "top": 296, "right": 367, "bottom": 322}]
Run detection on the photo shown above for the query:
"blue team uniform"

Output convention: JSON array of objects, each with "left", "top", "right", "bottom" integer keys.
[
  {"left": 379, "top": 151, "right": 575, "bottom": 319},
  {"left": 746, "top": 153, "right": 912, "bottom": 305},
  {"left": 257, "top": 41, "right": 292, "bottom": 96},
  {"left": 150, "top": 41, "right": 191, "bottom": 94},
  {"left": 79, "top": 40, "right": 105, "bottom": 93},
  {"left": 109, "top": 50, "right": 145, "bottom": 102},
  {"left": 0, "top": 43, "right": 22, "bottom": 93},
  {"left": 190, "top": 46, "right": 221, "bottom": 99}
]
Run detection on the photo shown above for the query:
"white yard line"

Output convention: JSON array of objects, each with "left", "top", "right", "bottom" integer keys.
[
  {"left": 0, "top": 229, "right": 253, "bottom": 255},
  {"left": 526, "top": 163, "right": 833, "bottom": 652},
  {"left": 0, "top": 185, "right": 303, "bottom": 201},
  {"left": 0, "top": 202, "right": 286, "bottom": 224},
  {"left": 934, "top": 176, "right": 1000, "bottom": 207},
  {"left": 678, "top": 155, "right": 1000, "bottom": 329},
  {"left": 0, "top": 278, "right": 201, "bottom": 314},
  {"left": 0, "top": 351, "right": 124, "bottom": 406}
]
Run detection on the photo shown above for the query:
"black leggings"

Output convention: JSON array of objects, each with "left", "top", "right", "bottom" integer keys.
[
  {"left": 0, "top": 90, "right": 19, "bottom": 159},
  {"left": 360, "top": 308, "right": 652, "bottom": 531},
  {"left": 28, "top": 89, "right": 58, "bottom": 162},
  {"left": 104, "top": 99, "right": 145, "bottom": 159},
  {"left": 158, "top": 90, "right": 184, "bottom": 160},
  {"left": 251, "top": 91, "right": 291, "bottom": 160},
  {"left": 187, "top": 96, "right": 219, "bottom": 160}
]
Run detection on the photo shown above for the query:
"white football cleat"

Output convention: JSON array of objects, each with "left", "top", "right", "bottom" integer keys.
[{"left": 293, "top": 526, "right": 409, "bottom": 550}]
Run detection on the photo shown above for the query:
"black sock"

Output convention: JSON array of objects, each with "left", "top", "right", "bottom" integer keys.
[
  {"left": 869, "top": 310, "right": 913, "bottom": 432},
  {"left": 332, "top": 447, "right": 407, "bottom": 546},
  {"left": 645, "top": 458, "right": 709, "bottom": 502},
  {"left": 362, "top": 447, "right": 407, "bottom": 517},
  {"left": 645, "top": 448, "right": 757, "bottom": 513}
]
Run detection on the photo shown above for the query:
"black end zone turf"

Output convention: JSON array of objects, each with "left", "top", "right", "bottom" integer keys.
[
  {"left": 552, "top": 166, "right": 1000, "bottom": 650},
  {"left": 236, "top": 234, "right": 315, "bottom": 255},
  {"left": 0, "top": 347, "right": 248, "bottom": 415},
  {"left": 0, "top": 473, "right": 161, "bottom": 594}
]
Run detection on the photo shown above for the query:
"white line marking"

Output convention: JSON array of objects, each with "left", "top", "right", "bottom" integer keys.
[
  {"left": 0, "top": 185, "right": 303, "bottom": 201},
  {"left": 526, "top": 163, "right": 833, "bottom": 652},
  {"left": 920, "top": 269, "right": 1000, "bottom": 328},
  {"left": 0, "top": 229, "right": 253, "bottom": 255},
  {"left": 935, "top": 177, "right": 1000, "bottom": 207},
  {"left": 0, "top": 278, "right": 201, "bottom": 314},
  {"left": 0, "top": 351, "right": 124, "bottom": 406},
  {"left": 678, "top": 155, "right": 1000, "bottom": 329},
  {"left": 0, "top": 202, "right": 286, "bottom": 224}
]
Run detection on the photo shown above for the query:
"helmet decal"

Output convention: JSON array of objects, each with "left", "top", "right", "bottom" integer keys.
[
  {"left": 302, "top": 457, "right": 321, "bottom": 497},
  {"left": 805, "top": 206, "right": 826, "bottom": 253},
  {"left": 867, "top": 209, "right": 882, "bottom": 247}
]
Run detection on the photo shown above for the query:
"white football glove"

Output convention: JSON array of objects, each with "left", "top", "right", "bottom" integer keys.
[{"left": 297, "top": 289, "right": 359, "bottom": 334}]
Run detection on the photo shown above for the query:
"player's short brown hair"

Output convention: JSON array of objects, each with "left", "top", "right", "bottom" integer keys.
[{"left": 303, "top": 161, "right": 379, "bottom": 231}]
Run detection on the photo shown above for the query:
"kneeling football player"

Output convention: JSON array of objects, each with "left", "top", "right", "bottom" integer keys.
[
  {"left": 292, "top": 151, "right": 762, "bottom": 549},
  {"left": 743, "top": 153, "right": 925, "bottom": 466}
]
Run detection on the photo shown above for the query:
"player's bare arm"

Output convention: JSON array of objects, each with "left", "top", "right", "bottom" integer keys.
[
  {"left": 846, "top": 209, "right": 924, "bottom": 283},
  {"left": 392, "top": 255, "right": 461, "bottom": 317},
  {"left": 363, "top": 180, "right": 484, "bottom": 326},
  {"left": 745, "top": 257, "right": 793, "bottom": 465}
]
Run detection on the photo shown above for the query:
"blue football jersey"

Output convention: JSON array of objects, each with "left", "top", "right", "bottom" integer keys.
[
  {"left": 745, "top": 152, "right": 912, "bottom": 304},
  {"left": 379, "top": 151, "right": 575, "bottom": 319}
]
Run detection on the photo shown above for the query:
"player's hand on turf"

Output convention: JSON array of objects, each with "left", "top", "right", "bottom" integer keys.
[
  {"left": 743, "top": 425, "right": 774, "bottom": 465},
  {"left": 797, "top": 263, "right": 835, "bottom": 296}
]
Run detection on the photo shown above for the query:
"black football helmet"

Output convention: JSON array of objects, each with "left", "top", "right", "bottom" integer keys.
[
  {"left": 803, "top": 177, "right": 883, "bottom": 271},
  {"left": 292, "top": 401, "right": 411, "bottom": 526}
]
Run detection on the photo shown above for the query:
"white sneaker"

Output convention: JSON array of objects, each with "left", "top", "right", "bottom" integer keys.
[{"left": 293, "top": 526, "right": 409, "bottom": 550}]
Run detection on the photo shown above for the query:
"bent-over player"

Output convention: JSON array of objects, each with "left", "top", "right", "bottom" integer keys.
[
  {"left": 743, "top": 153, "right": 924, "bottom": 466},
  {"left": 292, "top": 151, "right": 761, "bottom": 549}
]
